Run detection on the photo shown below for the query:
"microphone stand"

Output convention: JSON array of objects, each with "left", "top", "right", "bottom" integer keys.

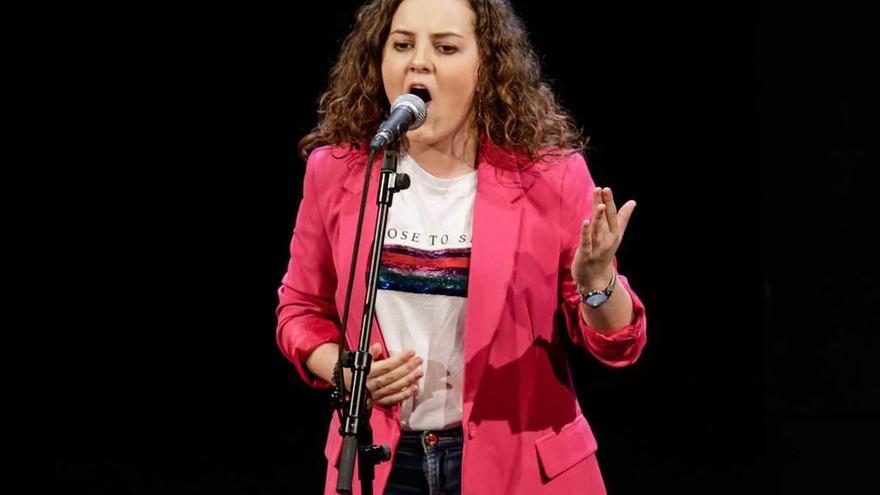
[{"left": 334, "top": 143, "right": 410, "bottom": 495}]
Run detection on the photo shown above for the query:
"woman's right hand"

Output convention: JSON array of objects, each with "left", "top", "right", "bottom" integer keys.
[{"left": 345, "top": 343, "right": 423, "bottom": 407}]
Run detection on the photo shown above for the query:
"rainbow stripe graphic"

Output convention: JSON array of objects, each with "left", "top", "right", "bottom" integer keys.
[{"left": 378, "top": 244, "right": 471, "bottom": 298}]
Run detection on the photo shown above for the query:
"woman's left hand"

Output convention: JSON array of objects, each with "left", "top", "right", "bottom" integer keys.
[{"left": 571, "top": 187, "right": 637, "bottom": 288}]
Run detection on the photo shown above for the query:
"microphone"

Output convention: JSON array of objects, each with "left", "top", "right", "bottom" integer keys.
[{"left": 370, "top": 92, "right": 429, "bottom": 150}]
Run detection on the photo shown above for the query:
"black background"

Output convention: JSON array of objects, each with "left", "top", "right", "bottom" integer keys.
[{"left": 45, "top": 0, "right": 877, "bottom": 493}]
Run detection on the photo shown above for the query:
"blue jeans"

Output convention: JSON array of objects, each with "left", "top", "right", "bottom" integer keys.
[{"left": 384, "top": 426, "right": 463, "bottom": 495}]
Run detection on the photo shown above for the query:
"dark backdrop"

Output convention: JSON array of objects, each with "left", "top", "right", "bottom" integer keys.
[{"left": 46, "top": 0, "right": 877, "bottom": 493}]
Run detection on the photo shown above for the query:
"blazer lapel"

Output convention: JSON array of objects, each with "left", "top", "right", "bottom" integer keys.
[
  {"left": 336, "top": 154, "right": 388, "bottom": 358},
  {"left": 462, "top": 154, "right": 524, "bottom": 402}
]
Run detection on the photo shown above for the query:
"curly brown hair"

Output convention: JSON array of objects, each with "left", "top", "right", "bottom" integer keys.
[{"left": 298, "top": 0, "right": 586, "bottom": 165}]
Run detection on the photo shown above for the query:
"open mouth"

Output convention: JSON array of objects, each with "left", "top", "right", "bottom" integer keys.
[{"left": 407, "top": 86, "right": 432, "bottom": 104}]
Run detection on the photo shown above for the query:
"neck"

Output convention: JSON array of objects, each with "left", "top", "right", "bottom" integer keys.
[{"left": 406, "top": 128, "right": 478, "bottom": 179}]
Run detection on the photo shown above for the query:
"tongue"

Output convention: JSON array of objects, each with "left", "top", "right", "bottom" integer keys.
[{"left": 408, "top": 87, "right": 432, "bottom": 103}]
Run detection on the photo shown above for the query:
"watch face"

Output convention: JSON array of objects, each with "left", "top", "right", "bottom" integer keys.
[{"left": 586, "top": 292, "right": 609, "bottom": 308}]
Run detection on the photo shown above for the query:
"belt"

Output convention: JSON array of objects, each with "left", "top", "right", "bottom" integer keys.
[{"left": 401, "top": 425, "right": 463, "bottom": 448}]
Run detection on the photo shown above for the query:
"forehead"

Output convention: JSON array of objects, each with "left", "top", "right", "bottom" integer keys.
[{"left": 390, "top": 0, "right": 476, "bottom": 34}]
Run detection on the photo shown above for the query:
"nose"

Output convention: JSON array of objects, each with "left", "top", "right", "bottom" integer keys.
[{"left": 408, "top": 42, "right": 433, "bottom": 74}]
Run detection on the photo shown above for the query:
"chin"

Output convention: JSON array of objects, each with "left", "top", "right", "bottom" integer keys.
[{"left": 407, "top": 127, "right": 440, "bottom": 146}]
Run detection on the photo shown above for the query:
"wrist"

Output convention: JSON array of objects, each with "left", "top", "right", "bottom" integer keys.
[
  {"left": 577, "top": 266, "right": 617, "bottom": 309},
  {"left": 306, "top": 342, "right": 340, "bottom": 385},
  {"left": 578, "top": 263, "right": 614, "bottom": 290},
  {"left": 331, "top": 363, "right": 352, "bottom": 392}
]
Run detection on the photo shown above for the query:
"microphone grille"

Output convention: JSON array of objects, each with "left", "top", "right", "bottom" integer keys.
[{"left": 391, "top": 93, "right": 428, "bottom": 130}]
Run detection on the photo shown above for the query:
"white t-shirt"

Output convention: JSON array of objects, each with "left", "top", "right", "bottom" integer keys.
[{"left": 374, "top": 152, "right": 477, "bottom": 431}]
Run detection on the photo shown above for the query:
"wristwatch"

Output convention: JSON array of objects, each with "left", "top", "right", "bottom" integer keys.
[{"left": 578, "top": 269, "right": 617, "bottom": 308}]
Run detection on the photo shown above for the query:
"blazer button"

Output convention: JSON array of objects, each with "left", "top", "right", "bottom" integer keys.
[{"left": 467, "top": 421, "right": 477, "bottom": 439}]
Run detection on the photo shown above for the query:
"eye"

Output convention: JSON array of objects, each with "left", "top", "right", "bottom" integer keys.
[
  {"left": 437, "top": 44, "right": 458, "bottom": 54},
  {"left": 393, "top": 41, "right": 413, "bottom": 51}
]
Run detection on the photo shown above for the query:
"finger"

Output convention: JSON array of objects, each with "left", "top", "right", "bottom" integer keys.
[
  {"left": 579, "top": 219, "right": 593, "bottom": 253},
  {"left": 593, "top": 203, "right": 609, "bottom": 246},
  {"left": 375, "top": 365, "right": 423, "bottom": 401},
  {"left": 591, "top": 187, "right": 607, "bottom": 245},
  {"left": 370, "top": 348, "right": 415, "bottom": 376},
  {"left": 602, "top": 187, "right": 619, "bottom": 236},
  {"left": 381, "top": 355, "right": 423, "bottom": 385},
  {"left": 375, "top": 383, "right": 419, "bottom": 407},
  {"left": 616, "top": 200, "right": 637, "bottom": 237},
  {"left": 369, "top": 355, "right": 423, "bottom": 394},
  {"left": 369, "top": 343, "right": 382, "bottom": 359},
  {"left": 590, "top": 186, "right": 602, "bottom": 223}
]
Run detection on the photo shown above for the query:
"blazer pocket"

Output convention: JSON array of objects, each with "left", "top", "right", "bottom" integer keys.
[{"left": 534, "top": 414, "right": 598, "bottom": 480}]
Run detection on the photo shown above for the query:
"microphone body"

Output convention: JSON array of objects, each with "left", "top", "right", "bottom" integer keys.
[{"left": 370, "top": 93, "right": 428, "bottom": 150}]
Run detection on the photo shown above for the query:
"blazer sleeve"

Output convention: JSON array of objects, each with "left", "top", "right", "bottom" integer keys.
[
  {"left": 557, "top": 154, "right": 647, "bottom": 367},
  {"left": 276, "top": 150, "right": 342, "bottom": 388}
]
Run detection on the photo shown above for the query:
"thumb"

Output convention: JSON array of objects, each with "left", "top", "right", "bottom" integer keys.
[
  {"left": 617, "top": 200, "right": 637, "bottom": 234},
  {"left": 369, "top": 342, "right": 383, "bottom": 359}
]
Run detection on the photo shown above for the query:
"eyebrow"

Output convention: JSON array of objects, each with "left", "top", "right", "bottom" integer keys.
[{"left": 389, "top": 29, "right": 465, "bottom": 39}]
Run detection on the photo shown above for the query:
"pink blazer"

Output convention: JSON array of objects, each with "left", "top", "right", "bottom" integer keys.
[{"left": 276, "top": 140, "right": 647, "bottom": 494}]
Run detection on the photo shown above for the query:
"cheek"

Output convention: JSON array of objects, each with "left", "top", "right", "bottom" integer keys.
[
  {"left": 446, "top": 68, "right": 478, "bottom": 110},
  {"left": 380, "top": 62, "right": 393, "bottom": 91},
  {"left": 381, "top": 69, "right": 392, "bottom": 99},
  {"left": 449, "top": 59, "right": 479, "bottom": 102},
  {"left": 381, "top": 53, "right": 404, "bottom": 96}
]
